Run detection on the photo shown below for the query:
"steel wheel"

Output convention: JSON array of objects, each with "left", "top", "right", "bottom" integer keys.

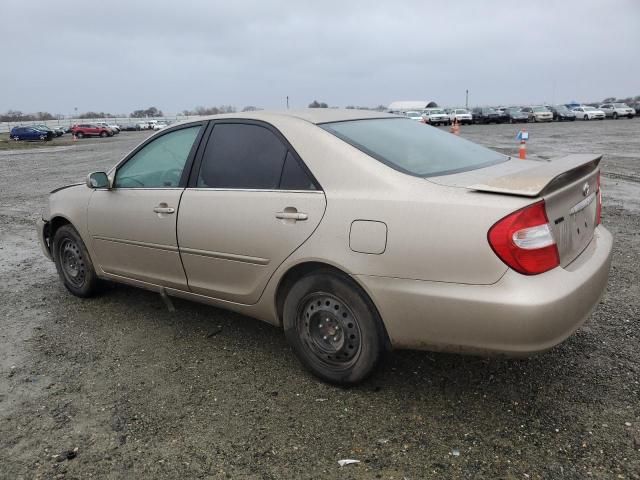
[
  {"left": 283, "top": 270, "right": 386, "bottom": 384},
  {"left": 297, "top": 292, "right": 362, "bottom": 368},
  {"left": 58, "top": 238, "right": 86, "bottom": 288}
]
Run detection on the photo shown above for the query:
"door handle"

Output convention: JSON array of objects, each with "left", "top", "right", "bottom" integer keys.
[
  {"left": 276, "top": 211, "right": 308, "bottom": 221},
  {"left": 153, "top": 206, "right": 175, "bottom": 214}
]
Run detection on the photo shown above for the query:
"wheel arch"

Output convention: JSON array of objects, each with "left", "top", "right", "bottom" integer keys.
[
  {"left": 274, "top": 261, "right": 392, "bottom": 349},
  {"left": 44, "top": 216, "right": 73, "bottom": 257}
]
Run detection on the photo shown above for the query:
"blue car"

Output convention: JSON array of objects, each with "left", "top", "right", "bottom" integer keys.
[{"left": 9, "top": 126, "right": 54, "bottom": 141}]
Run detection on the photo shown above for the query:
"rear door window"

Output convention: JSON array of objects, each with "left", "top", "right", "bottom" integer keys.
[{"left": 197, "top": 123, "right": 287, "bottom": 189}]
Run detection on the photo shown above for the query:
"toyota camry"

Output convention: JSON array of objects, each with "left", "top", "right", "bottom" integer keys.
[{"left": 37, "top": 110, "right": 613, "bottom": 384}]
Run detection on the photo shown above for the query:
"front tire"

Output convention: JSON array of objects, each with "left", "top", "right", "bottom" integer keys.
[
  {"left": 100, "top": 131, "right": 108, "bottom": 137},
  {"left": 283, "top": 271, "right": 386, "bottom": 385},
  {"left": 612, "top": 112, "right": 618, "bottom": 119},
  {"left": 584, "top": 115, "right": 589, "bottom": 120},
  {"left": 75, "top": 131, "right": 84, "bottom": 138},
  {"left": 52, "top": 225, "right": 99, "bottom": 297}
]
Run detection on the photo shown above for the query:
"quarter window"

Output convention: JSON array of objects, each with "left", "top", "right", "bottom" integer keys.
[
  {"left": 280, "top": 151, "right": 316, "bottom": 190},
  {"left": 115, "top": 125, "right": 201, "bottom": 188},
  {"left": 197, "top": 123, "right": 287, "bottom": 189}
]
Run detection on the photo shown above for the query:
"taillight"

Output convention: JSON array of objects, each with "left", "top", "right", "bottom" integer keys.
[
  {"left": 488, "top": 200, "right": 560, "bottom": 275},
  {"left": 596, "top": 170, "right": 602, "bottom": 226}
]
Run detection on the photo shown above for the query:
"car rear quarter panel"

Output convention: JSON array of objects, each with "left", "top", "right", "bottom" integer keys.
[{"left": 264, "top": 118, "right": 529, "bottom": 285}]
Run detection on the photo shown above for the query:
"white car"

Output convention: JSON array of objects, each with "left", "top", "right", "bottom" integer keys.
[
  {"left": 572, "top": 106, "right": 605, "bottom": 120},
  {"left": 422, "top": 108, "right": 450, "bottom": 126},
  {"left": 404, "top": 111, "right": 424, "bottom": 121},
  {"left": 448, "top": 108, "right": 473, "bottom": 125},
  {"left": 152, "top": 121, "right": 169, "bottom": 130},
  {"left": 598, "top": 103, "right": 635, "bottom": 119}
]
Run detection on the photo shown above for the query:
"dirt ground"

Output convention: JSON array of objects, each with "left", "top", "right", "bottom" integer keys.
[{"left": 1, "top": 120, "right": 639, "bottom": 479}]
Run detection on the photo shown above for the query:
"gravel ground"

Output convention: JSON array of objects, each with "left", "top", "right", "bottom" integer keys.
[{"left": 1, "top": 120, "right": 639, "bottom": 479}]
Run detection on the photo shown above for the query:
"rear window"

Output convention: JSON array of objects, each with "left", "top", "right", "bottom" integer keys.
[{"left": 321, "top": 118, "right": 507, "bottom": 177}]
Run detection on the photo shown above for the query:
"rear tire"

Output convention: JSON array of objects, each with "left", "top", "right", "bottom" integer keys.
[
  {"left": 100, "top": 131, "right": 108, "bottom": 138},
  {"left": 52, "top": 225, "right": 100, "bottom": 298},
  {"left": 283, "top": 270, "right": 386, "bottom": 385},
  {"left": 76, "top": 131, "right": 84, "bottom": 138},
  {"left": 612, "top": 112, "right": 618, "bottom": 119},
  {"left": 584, "top": 115, "right": 589, "bottom": 121}
]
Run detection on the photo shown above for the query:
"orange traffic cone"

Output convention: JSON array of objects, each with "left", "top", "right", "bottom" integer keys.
[
  {"left": 519, "top": 140, "right": 526, "bottom": 159},
  {"left": 450, "top": 118, "right": 460, "bottom": 135}
]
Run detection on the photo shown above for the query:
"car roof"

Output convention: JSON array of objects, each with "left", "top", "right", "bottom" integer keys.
[{"left": 194, "top": 109, "right": 396, "bottom": 125}]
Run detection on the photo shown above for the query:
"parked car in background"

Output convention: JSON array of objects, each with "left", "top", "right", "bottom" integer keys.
[
  {"left": 422, "top": 108, "right": 450, "bottom": 126},
  {"left": 503, "top": 107, "right": 529, "bottom": 123},
  {"left": 9, "top": 126, "right": 54, "bottom": 141},
  {"left": 37, "top": 109, "right": 612, "bottom": 384},
  {"left": 521, "top": 106, "right": 553, "bottom": 123},
  {"left": 32, "top": 124, "right": 60, "bottom": 137},
  {"left": 548, "top": 105, "right": 576, "bottom": 121},
  {"left": 471, "top": 107, "right": 502, "bottom": 124},
  {"left": 152, "top": 121, "right": 169, "bottom": 130},
  {"left": 572, "top": 106, "right": 605, "bottom": 120},
  {"left": 598, "top": 103, "right": 635, "bottom": 119},
  {"left": 53, "top": 126, "right": 66, "bottom": 136},
  {"left": 495, "top": 108, "right": 509, "bottom": 124},
  {"left": 71, "top": 124, "right": 114, "bottom": 138},
  {"left": 403, "top": 111, "right": 424, "bottom": 121},
  {"left": 448, "top": 108, "right": 473, "bottom": 125},
  {"left": 96, "top": 122, "right": 121, "bottom": 134}
]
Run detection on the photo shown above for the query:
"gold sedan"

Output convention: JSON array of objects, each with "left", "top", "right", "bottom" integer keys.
[{"left": 37, "top": 110, "right": 613, "bottom": 384}]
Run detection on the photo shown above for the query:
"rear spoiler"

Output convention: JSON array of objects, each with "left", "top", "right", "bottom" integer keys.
[{"left": 469, "top": 154, "right": 602, "bottom": 197}]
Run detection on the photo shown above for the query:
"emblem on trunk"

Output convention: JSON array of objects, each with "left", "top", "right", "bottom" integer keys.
[{"left": 582, "top": 182, "right": 590, "bottom": 197}]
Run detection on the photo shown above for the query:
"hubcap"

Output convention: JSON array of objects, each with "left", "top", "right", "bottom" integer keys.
[
  {"left": 298, "top": 293, "right": 361, "bottom": 367},
  {"left": 59, "top": 239, "right": 86, "bottom": 287}
]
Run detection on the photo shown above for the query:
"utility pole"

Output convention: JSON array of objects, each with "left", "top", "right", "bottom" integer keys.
[
  {"left": 465, "top": 90, "right": 469, "bottom": 109},
  {"left": 286, "top": 96, "right": 289, "bottom": 109}
]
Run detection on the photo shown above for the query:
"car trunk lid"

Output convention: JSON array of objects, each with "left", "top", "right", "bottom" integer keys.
[{"left": 428, "top": 154, "right": 601, "bottom": 266}]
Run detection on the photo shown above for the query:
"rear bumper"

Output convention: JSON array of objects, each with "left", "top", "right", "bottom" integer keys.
[
  {"left": 37, "top": 218, "right": 53, "bottom": 261},
  {"left": 356, "top": 226, "right": 613, "bottom": 356}
]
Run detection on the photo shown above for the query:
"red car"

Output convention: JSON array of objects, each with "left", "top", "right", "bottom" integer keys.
[{"left": 71, "top": 124, "right": 113, "bottom": 138}]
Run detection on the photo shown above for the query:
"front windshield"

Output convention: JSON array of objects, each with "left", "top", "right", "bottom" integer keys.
[
  {"left": 584, "top": 107, "right": 595, "bottom": 111},
  {"left": 321, "top": 118, "right": 507, "bottom": 177},
  {"left": 613, "top": 103, "right": 628, "bottom": 108},
  {"left": 428, "top": 109, "right": 445, "bottom": 114},
  {"left": 405, "top": 111, "right": 421, "bottom": 117},
  {"left": 455, "top": 109, "right": 469, "bottom": 114},
  {"left": 555, "top": 106, "right": 568, "bottom": 112},
  {"left": 532, "top": 107, "right": 548, "bottom": 112}
]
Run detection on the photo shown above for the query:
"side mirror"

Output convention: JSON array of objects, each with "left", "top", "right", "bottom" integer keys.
[{"left": 86, "top": 172, "right": 110, "bottom": 189}]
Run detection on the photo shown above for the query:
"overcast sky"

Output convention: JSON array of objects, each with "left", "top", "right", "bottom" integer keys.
[{"left": 2, "top": 0, "right": 639, "bottom": 115}]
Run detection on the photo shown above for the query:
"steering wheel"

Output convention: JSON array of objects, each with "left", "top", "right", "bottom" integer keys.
[
  {"left": 118, "top": 176, "right": 145, "bottom": 187},
  {"left": 161, "top": 168, "right": 183, "bottom": 187}
]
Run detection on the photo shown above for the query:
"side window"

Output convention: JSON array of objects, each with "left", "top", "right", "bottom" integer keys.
[
  {"left": 197, "top": 123, "right": 287, "bottom": 189},
  {"left": 115, "top": 125, "right": 201, "bottom": 188},
  {"left": 280, "top": 151, "right": 316, "bottom": 190}
]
